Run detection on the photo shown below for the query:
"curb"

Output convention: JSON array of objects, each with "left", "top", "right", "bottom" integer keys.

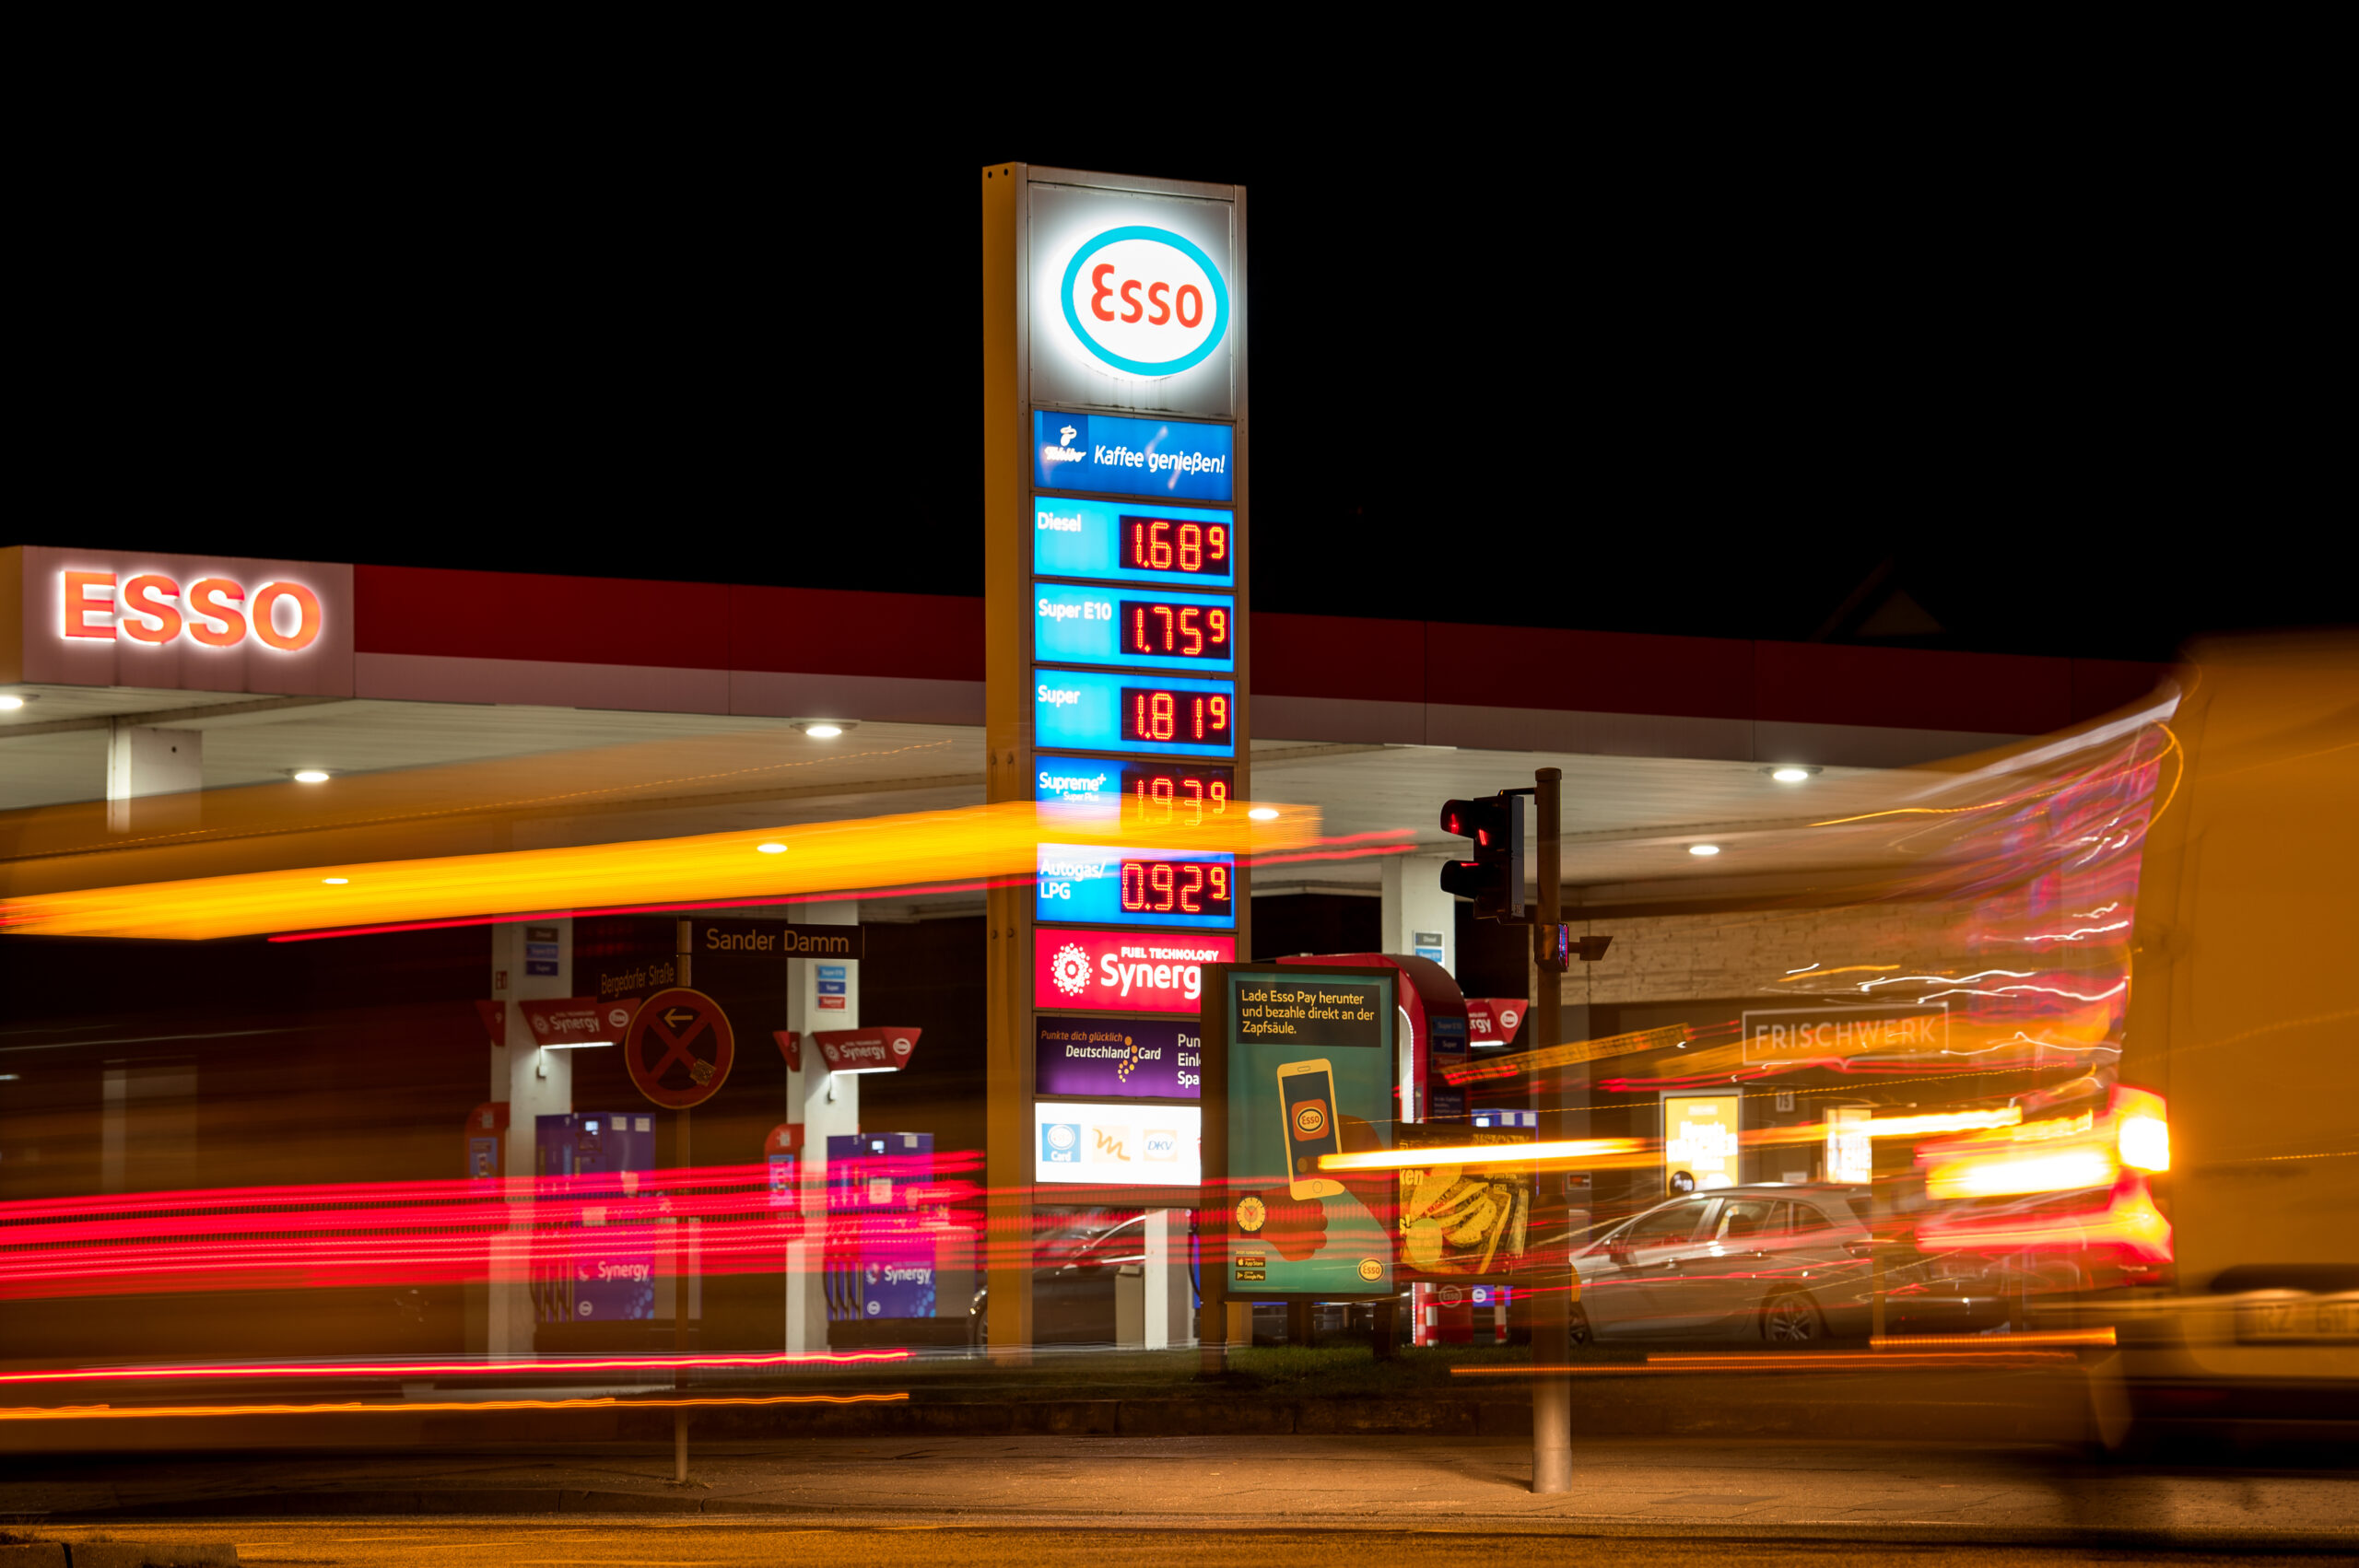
[{"left": 21, "top": 1507, "right": 2359, "bottom": 1556}]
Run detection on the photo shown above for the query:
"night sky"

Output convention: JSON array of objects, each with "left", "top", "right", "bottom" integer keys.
[{"left": 22, "top": 105, "right": 2335, "bottom": 664}]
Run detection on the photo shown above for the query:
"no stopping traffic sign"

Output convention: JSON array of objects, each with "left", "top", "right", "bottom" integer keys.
[{"left": 625, "top": 988, "right": 735, "bottom": 1110}]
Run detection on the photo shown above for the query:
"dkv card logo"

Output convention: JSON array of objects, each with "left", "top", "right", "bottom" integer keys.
[{"left": 1061, "top": 227, "right": 1230, "bottom": 378}]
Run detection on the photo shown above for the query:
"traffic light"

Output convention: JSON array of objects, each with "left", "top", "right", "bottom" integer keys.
[{"left": 1439, "top": 793, "right": 1526, "bottom": 920}]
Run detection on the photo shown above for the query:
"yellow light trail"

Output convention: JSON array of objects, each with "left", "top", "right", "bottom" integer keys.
[
  {"left": 1320, "top": 1139, "right": 1649, "bottom": 1174},
  {"left": 0, "top": 798, "right": 1319, "bottom": 941}
]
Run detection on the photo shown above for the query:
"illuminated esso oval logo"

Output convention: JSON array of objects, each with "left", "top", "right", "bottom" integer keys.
[
  {"left": 59, "top": 570, "right": 323, "bottom": 653},
  {"left": 1294, "top": 1104, "right": 1326, "bottom": 1136},
  {"left": 1060, "top": 226, "right": 1230, "bottom": 379}
]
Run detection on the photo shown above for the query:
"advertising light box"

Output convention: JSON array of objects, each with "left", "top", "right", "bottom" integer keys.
[
  {"left": 1033, "top": 409, "right": 1234, "bottom": 503},
  {"left": 1029, "top": 181, "right": 1236, "bottom": 420},
  {"left": 1037, "top": 843, "right": 1236, "bottom": 930},
  {"left": 1033, "top": 495, "right": 1237, "bottom": 589},
  {"left": 1036, "top": 928, "right": 1234, "bottom": 1014},
  {"left": 1034, "top": 669, "right": 1235, "bottom": 758},
  {"left": 1035, "top": 1099, "right": 1202, "bottom": 1187},
  {"left": 1223, "top": 967, "right": 1399, "bottom": 1298},
  {"left": 1032, "top": 584, "right": 1236, "bottom": 673}
]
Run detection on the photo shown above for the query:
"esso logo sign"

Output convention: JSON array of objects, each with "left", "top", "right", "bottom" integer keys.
[
  {"left": 1061, "top": 226, "right": 1230, "bottom": 379},
  {"left": 60, "top": 570, "right": 323, "bottom": 653}
]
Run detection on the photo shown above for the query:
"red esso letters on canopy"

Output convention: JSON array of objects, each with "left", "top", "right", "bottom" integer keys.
[{"left": 60, "top": 570, "right": 323, "bottom": 652}]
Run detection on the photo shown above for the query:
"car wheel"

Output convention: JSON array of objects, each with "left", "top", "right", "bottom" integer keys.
[
  {"left": 1568, "top": 1304, "right": 1594, "bottom": 1346},
  {"left": 1761, "top": 1289, "right": 1825, "bottom": 1345}
]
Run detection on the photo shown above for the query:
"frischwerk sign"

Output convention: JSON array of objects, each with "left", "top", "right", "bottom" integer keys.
[{"left": 1739, "top": 1002, "right": 1950, "bottom": 1065}]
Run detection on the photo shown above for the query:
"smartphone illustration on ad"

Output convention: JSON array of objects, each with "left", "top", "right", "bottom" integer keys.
[{"left": 1278, "top": 1059, "right": 1344, "bottom": 1200}]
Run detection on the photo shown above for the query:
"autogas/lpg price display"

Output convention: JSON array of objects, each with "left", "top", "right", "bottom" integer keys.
[{"left": 1037, "top": 844, "right": 1238, "bottom": 930}]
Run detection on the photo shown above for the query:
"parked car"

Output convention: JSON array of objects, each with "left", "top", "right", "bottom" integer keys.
[
  {"left": 1570, "top": 1183, "right": 2013, "bottom": 1344},
  {"left": 968, "top": 1210, "right": 1153, "bottom": 1348}
]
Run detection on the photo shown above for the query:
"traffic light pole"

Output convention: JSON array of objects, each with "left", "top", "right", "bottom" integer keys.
[{"left": 1531, "top": 766, "right": 1571, "bottom": 1495}]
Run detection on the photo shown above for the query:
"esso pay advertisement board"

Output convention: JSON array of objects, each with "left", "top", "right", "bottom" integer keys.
[{"left": 1212, "top": 966, "right": 1400, "bottom": 1300}]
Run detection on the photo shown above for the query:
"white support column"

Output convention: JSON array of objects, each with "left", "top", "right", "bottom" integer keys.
[
  {"left": 1381, "top": 854, "right": 1459, "bottom": 975},
  {"left": 1143, "top": 1208, "right": 1195, "bottom": 1350},
  {"left": 784, "top": 903, "right": 861, "bottom": 1353},
  {"left": 485, "top": 919, "right": 574, "bottom": 1359},
  {"left": 106, "top": 724, "right": 203, "bottom": 834}
]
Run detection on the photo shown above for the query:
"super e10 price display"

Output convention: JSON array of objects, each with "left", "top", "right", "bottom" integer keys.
[{"left": 1121, "top": 599, "right": 1230, "bottom": 661}]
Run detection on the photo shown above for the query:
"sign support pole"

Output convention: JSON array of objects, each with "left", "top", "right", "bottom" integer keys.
[
  {"left": 1531, "top": 767, "right": 1571, "bottom": 1495},
  {"left": 674, "top": 918, "right": 691, "bottom": 1484}
]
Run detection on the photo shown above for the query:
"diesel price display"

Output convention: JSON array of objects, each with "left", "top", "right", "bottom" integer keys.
[{"left": 1121, "top": 515, "right": 1229, "bottom": 579}]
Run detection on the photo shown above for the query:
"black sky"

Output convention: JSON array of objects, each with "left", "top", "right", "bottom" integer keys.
[{"left": 19, "top": 84, "right": 2338, "bottom": 664}]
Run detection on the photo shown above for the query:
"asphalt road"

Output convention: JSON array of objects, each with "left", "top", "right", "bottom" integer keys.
[{"left": 29, "top": 1523, "right": 2348, "bottom": 1568}]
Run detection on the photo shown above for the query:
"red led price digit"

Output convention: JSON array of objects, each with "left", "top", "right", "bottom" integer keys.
[
  {"left": 1183, "top": 776, "right": 1203, "bottom": 827},
  {"left": 1121, "top": 861, "right": 1146, "bottom": 911},
  {"left": 1180, "top": 863, "right": 1203, "bottom": 914},
  {"left": 1154, "top": 604, "right": 1174, "bottom": 652},
  {"left": 1208, "top": 525, "right": 1226, "bottom": 566},
  {"left": 1179, "top": 524, "right": 1202, "bottom": 572},
  {"left": 1208, "top": 607, "right": 1226, "bottom": 650},
  {"left": 1152, "top": 691, "right": 1175, "bottom": 740},
  {"left": 1180, "top": 606, "right": 1202, "bottom": 657},
  {"left": 1209, "top": 695, "right": 1227, "bottom": 735},
  {"left": 1149, "top": 521, "right": 1173, "bottom": 570},
  {"left": 1209, "top": 779, "right": 1227, "bottom": 814},
  {"left": 1150, "top": 861, "right": 1176, "bottom": 912},
  {"left": 1210, "top": 865, "right": 1229, "bottom": 906}
]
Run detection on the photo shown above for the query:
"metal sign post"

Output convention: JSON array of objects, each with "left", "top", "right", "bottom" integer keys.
[
  {"left": 982, "top": 162, "right": 1250, "bottom": 1365},
  {"left": 1531, "top": 767, "right": 1571, "bottom": 1495}
]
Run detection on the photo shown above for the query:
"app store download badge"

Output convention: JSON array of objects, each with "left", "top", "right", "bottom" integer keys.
[{"left": 1040, "top": 1121, "right": 1083, "bottom": 1164}]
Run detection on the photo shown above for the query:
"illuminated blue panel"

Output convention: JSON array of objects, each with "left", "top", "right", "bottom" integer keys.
[
  {"left": 1038, "top": 844, "right": 1237, "bottom": 930},
  {"left": 1032, "top": 668, "right": 1236, "bottom": 758},
  {"left": 1032, "top": 495, "right": 1238, "bottom": 589},
  {"left": 1033, "top": 409, "right": 1234, "bottom": 502},
  {"left": 1033, "top": 584, "right": 1236, "bottom": 673}
]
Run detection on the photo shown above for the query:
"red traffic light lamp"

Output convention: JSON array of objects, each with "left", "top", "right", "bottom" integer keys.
[{"left": 1439, "top": 793, "right": 1526, "bottom": 920}]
